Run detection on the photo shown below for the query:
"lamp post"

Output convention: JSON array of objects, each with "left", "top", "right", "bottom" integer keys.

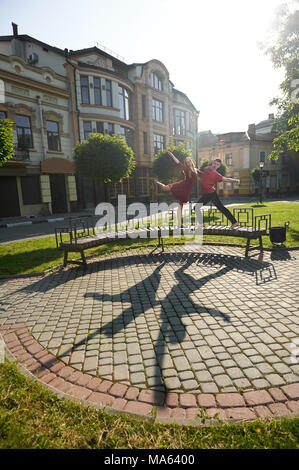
[{"left": 259, "top": 161, "right": 264, "bottom": 203}]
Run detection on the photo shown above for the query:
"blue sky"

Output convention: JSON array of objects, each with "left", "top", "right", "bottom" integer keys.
[{"left": 0, "top": 0, "right": 292, "bottom": 133}]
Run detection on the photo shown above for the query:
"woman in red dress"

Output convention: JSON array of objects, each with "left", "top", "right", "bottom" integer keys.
[{"left": 156, "top": 151, "right": 200, "bottom": 227}]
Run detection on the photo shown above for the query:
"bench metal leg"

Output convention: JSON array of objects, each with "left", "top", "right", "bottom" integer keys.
[
  {"left": 245, "top": 238, "right": 250, "bottom": 257},
  {"left": 80, "top": 250, "right": 87, "bottom": 267},
  {"left": 259, "top": 235, "right": 263, "bottom": 253},
  {"left": 63, "top": 249, "right": 68, "bottom": 267}
]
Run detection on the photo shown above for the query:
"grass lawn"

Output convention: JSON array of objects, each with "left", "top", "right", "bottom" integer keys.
[
  {"left": 0, "top": 202, "right": 298, "bottom": 276},
  {"left": 0, "top": 360, "right": 298, "bottom": 449}
]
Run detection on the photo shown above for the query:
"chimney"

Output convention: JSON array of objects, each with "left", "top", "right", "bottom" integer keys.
[
  {"left": 268, "top": 113, "right": 274, "bottom": 120},
  {"left": 247, "top": 123, "right": 256, "bottom": 138},
  {"left": 12, "top": 22, "right": 18, "bottom": 37}
]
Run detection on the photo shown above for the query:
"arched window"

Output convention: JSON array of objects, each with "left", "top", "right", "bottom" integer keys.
[{"left": 151, "top": 72, "right": 163, "bottom": 91}]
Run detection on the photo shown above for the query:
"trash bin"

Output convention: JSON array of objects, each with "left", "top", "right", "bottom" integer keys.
[{"left": 270, "top": 226, "right": 286, "bottom": 244}]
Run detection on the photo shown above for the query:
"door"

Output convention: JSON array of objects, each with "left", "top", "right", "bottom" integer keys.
[
  {"left": 49, "top": 174, "right": 68, "bottom": 213},
  {"left": 0, "top": 176, "right": 21, "bottom": 218}
]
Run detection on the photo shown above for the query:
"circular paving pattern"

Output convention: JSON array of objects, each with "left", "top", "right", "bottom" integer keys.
[{"left": 1, "top": 245, "right": 298, "bottom": 398}]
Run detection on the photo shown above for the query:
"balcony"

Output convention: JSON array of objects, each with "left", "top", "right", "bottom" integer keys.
[
  {"left": 12, "top": 147, "right": 30, "bottom": 162},
  {"left": 4, "top": 147, "right": 31, "bottom": 166}
]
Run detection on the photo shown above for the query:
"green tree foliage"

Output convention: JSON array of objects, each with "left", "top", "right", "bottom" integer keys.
[
  {"left": 263, "top": 4, "right": 299, "bottom": 160},
  {"left": 73, "top": 133, "right": 135, "bottom": 183},
  {"left": 152, "top": 142, "right": 194, "bottom": 180},
  {"left": 0, "top": 118, "right": 14, "bottom": 165},
  {"left": 199, "top": 158, "right": 227, "bottom": 176}
]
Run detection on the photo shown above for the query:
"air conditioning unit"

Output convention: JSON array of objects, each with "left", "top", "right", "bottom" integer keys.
[{"left": 27, "top": 53, "right": 38, "bottom": 65}]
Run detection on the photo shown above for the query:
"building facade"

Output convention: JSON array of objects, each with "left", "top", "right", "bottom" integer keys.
[{"left": 0, "top": 24, "right": 199, "bottom": 217}]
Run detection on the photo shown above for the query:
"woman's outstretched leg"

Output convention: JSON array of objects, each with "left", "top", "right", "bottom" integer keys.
[{"left": 178, "top": 203, "right": 183, "bottom": 228}]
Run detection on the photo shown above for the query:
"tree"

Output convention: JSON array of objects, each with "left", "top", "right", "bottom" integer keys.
[
  {"left": 152, "top": 142, "right": 194, "bottom": 181},
  {"left": 0, "top": 118, "right": 14, "bottom": 165},
  {"left": 263, "top": 4, "right": 299, "bottom": 161},
  {"left": 73, "top": 133, "right": 135, "bottom": 200}
]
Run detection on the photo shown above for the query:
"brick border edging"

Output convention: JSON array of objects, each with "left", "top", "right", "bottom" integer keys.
[{"left": 1, "top": 324, "right": 299, "bottom": 426}]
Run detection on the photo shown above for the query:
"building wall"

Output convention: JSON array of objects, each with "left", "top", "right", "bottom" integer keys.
[{"left": 0, "top": 50, "right": 74, "bottom": 217}]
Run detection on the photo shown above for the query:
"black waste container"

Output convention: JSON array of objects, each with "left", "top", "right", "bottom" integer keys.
[{"left": 270, "top": 226, "right": 286, "bottom": 244}]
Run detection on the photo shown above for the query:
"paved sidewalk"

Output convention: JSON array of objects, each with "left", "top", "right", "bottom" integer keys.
[{"left": 0, "top": 245, "right": 298, "bottom": 424}]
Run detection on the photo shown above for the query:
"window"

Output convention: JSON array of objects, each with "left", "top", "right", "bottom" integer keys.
[
  {"left": 83, "top": 121, "right": 92, "bottom": 139},
  {"left": 151, "top": 72, "right": 163, "bottom": 91},
  {"left": 46, "top": 121, "right": 60, "bottom": 151},
  {"left": 21, "top": 175, "right": 41, "bottom": 204},
  {"left": 108, "top": 123, "right": 114, "bottom": 135},
  {"left": 152, "top": 98, "right": 163, "bottom": 122},
  {"left": 142, "top": 95, "right": 147, "bottom": 117},
  {"left": 16, "top": 114, "right": 33, "bottom": 148},
  {"left": 136, "top": 167, "right": 149, "bottom": 196},
  {"left": 154, "top": 134, "right": 165, "bottom": 154},
  {"left": 143, "top": 132, "right": 148, "bottom": 154},
  {"left": 80, "top": 76, "right": 90, "bottom": 104},
  {"left": 106, "top": 80, "right": 112, "bottom": 107},
  {"left": 260, "top": 151, "right": 266, "bottom": 163},
  {"left": 174, "top": 109, "right": 186, "bottom": 135},
  {"left": 270, "top": 174, "right": 277, "bottom": 189},
  {"left": 119, "top": 86, "right": 130, "bottom": 120},
  {"left": 225, "top": 153, "right": 233, "bottom": 166},
  {"left": 120, "top": 126, "right": 133, "bottom": 148},
  {"left": 0, "top": 111, "right": 7, "bottom": 119},
  {"left": 94, "top": 77, "right": 101, "bottom": 105},
  {"left": 96, "top": 121, "right": 104, "bottom": 133}
]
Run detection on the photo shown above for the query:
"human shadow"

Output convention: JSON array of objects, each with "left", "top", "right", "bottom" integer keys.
[{"left": 80, "top": 257, "right": 232, "bottom": 404}]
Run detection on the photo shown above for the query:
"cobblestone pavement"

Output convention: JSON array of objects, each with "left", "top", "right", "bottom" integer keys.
[{"left": 1, "top": 245, "right": 299, "bottom": 423}]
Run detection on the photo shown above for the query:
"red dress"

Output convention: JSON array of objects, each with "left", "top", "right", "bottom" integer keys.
[{"left": 169, "top": 162, "right": 197, "bottom": 204}]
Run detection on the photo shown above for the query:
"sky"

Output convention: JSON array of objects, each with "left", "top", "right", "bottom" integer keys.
[{"left": 0, "top": 0, "right": 293, "bottom": 133}]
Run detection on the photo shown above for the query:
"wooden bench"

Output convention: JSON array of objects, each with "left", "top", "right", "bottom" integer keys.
[{"left": 55, "top": 208, "right": 271, "bottom": 267}]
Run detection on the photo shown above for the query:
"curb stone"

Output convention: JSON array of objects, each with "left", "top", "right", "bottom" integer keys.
[{"left": 1, "top": 325, "right": 298, "bottom": 427}]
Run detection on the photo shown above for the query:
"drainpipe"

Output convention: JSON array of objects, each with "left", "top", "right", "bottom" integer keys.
[
  {"left": 65, "top": 50, "right": 83, "bottom": 208},
  {"left": 65, "top": 50, "right": 81, "bottom": 143},
  {"left": 36, "top": 95, "right": 52, "bottom": 214},
  {"left": 36, "top": 95, "right": 47, "bottom": 160}
]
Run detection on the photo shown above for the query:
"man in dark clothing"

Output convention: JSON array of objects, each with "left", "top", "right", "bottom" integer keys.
[{"left": 198, "top": 159, "right": 240, "bottom": 229}]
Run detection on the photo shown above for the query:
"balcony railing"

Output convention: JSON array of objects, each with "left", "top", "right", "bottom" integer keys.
[{"left": 11, "top": 148, "right": 30, "bottom": 162}]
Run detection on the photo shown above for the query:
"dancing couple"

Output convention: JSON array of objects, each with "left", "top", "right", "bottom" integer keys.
[{"left": 156, "top": 151, "right": 240, "bottom": 228}]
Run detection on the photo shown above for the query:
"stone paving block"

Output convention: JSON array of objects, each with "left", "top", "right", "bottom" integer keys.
[
  {"left": 282, "top": 383, "right": 299, "bottom": 400},
  {"left": 267, "top": 374, "right": 285, "bottom": 387},
  {"left": 165, "top": 393, "right": 179, "bottom": 407},
  {"left": 173, "top": 356, "right": 189, "bottom": 372},
  {"left": 68, "top": 385, "right": 92, "bottom": 401},
  {"left": 138, "top": 389, "right": 165, "bottom": 406},
  {"left": 201, "top": 382, "right": 219, "bottom": 394},
  {"left": 254, "top": 405, "right": 273, "bottom": 418},
  {"left": 214, "top": 375, "right": 233, "bottom": 389},
  {"left": 180, "top": 394, "right": 197, "bottom": 408},
  {"left": 286, "top": 401, "right": 299, "bottom": 413},
  {"left": 195, "top": 370, "right": 212, "bottom": 382},
  {"left": 124, "top": 401, "right": 153, "bottom": 416},
  {"left": 216, "top": 393, "right": 245, "bottom": 408},
  {"left": 243, "top": 390, "right": 273, "bottom": 406},
  {"left": 88, "top": 392, "right": 115, "bottom": 407},
  {"left": 268, "top": 403, "right": 292, "bottom": 416},
  {"left": 225, "top": 407, "right": 256, "bottom": 420}
]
